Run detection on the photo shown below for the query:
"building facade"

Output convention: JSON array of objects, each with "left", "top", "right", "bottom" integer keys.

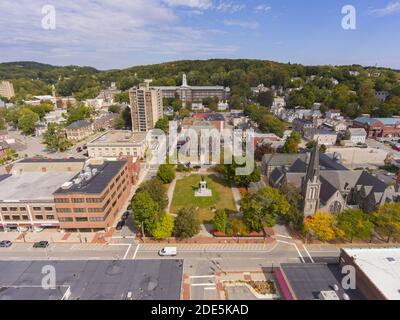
[
  {"left": 87, "top": 130, "right": 148, "bottom": 159},
  {"left": 353, "top": 117, "right": 400, "bottom": 138},
  {"left": 153, "top": 74, "right": 230, "bottom": 107},
  {"left": 65, "top": 120, "right": 93, "bottom": 141},
  {"left": 129, "top": 82, "right": 163, "bottom": 132}
]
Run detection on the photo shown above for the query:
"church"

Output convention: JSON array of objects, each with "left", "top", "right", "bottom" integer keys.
[{"left": 267, "top": 144, "right": 398, "bottom": 216}]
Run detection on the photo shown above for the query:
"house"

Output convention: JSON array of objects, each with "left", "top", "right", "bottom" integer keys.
[
  {"left": 304, "top": 128, "right": 338, "bottom": 146},
  {"left": 375, "top": 91, "right": 390, "bottom": 102},
  {"left": 346, "top": 128, "right": 367, "bottom": 145},
  {"left": 293, "top": 118, "right": 316, "bottom": 135},
  {"left": 217, "top": 101, "right": 229, "bottom": 111},
  {"left": 92, "top": 113, "right": 116, "bottom": 131},
  {"left": 325, "top": 110, "right": 342, "bottom": 120},
  {"left": 349, "top": 71, "right": 360, "bottom": 76},
  {"left": 44, "top": 109, "right": 67, "bottom": 125},
  {"left": 65, "top": 120, "right": 93, "bottom": 141}
]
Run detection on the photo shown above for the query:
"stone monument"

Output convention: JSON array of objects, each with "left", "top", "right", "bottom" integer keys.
[{"left": 195, "top": 176, "right": 212, "bottom": 197}]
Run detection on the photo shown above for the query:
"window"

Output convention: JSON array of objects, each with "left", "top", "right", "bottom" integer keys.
[
  {"left": 22, "top": 215, "right": 29, "bottom": 221},
  {"left": 75, "top": 217, "right": 88, "bottom": 222},
  {"left": 89, "top": 217, "right": 104, "bottom": 222},
  {"left": 44, "top": 207, "right": 53, "bottom": 211},
  {"left": 10, "top": 207, "right": 18, "bottom": 211},
  {"left": 88, "top": 208, "right": 103, "bottom": 213},
  {"left": 1, "top": 207, "right": 8, "bottom": 211},
  {"left": 72, "top": 198, "right": 85, "bottom": 203},
  {"left": 55, "top": 198, "right": 70, "bottom": 203},
  {"left": 3, "top": 215, "right": 10, "bottom": 221},
  {"left": 12, "top": 215, "right": 21, "bottom": 220},
  {"left": 86, "top": 198, "right": 101, "bottom": 203},
  {"left": 34, "top": 215, "right": 44, "bottom": 220},
  {"left": 73, "top": 208, "right": 86, "bottom": 213},
  {"left": 59, "top": 217, "right": 73, "bottom": 222},
  {"left": 46, "top": 215, "right": 55, "bottom": 220},
  {"left": 19, "top": 207, "right": 27, "bottom": 211},
  {"left": 33, "top": 207, "right": 41, "bottom": 211},
  {"left": 56, "top": 208, "right": 72, "bottom": 213}
]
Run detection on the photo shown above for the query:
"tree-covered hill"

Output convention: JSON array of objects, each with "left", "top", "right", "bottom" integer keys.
[{"left": 1, "top": 59, "right": 399, "bottom": 117}]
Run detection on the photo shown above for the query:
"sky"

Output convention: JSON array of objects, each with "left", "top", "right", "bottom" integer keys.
[{"left": 0, "top": 0, "right": 399, "bottom": 70}]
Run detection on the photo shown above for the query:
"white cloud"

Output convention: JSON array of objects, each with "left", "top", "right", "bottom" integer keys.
[
  {"left": 0, "top": 0, "right": 238, "bottom": 68},
  {"left": 368, "top": 1, "right": 400, "bottom": 17},
  {"left": 163, "top": 0, "right": 213, "bottom": 10},
  {"left": 255, "top": 4, "right": 271, "bottom": 13},
  {"left": 224, "top": 19, "right": 260, "bottom": 29},
  {"left": 215, "top": 1, "right": 246, "bottom": 13}
]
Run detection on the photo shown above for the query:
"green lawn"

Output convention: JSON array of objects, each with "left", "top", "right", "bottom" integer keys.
[{"left": 170, "top": 174, "right": 237, "bottom": 222}]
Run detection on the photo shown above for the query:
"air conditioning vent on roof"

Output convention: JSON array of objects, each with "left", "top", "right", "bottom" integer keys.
[
  {"left": 61, "top": 182, "right": 73, "bottom": 189},
  {"left": 387, "top": 257, "right": 396, "bottom": 262}
]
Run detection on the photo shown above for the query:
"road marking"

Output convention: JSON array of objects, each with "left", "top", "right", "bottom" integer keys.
[
  {"left": 189, "top": 275, "right": 215, "bottom": 279},
  {"left": 204, "top": 287, "right": 216, "bottom": 291},
  {"left": 191, "top": 283, "right": 216, "bottom": 287},
  {"left": 277, "top": 240, "right": 305, "bottom": 264},
  {"left": 111, "top": 236, "right": 136, "bottom": 239},
  {"left": 123, "top": 244, "right": 132, "bottom": 260},
  {"left": 108, "top": 243, "right": 131, "bottom": 260},
  {"left": 275, "top": 234, "right": 293, "bottom": 239},
  {"left": 302, "top": 245, "right": 315, "bottom": 263},
  {"left": 132, "top": 244, "right": 140, "bottom": 260}
]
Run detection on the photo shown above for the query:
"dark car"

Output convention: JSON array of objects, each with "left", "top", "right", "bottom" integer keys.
[
  {"left": 82, "top": 145, "right": 88, "bottom": 150},
  {"left": 122, "top": 211, "right": 130, "bottom": 221},
  {"left": 76, "top": 147, "right": 82, "bottom": 153},
  {"left": 0, "top": 240, "right": 12, "bottom": 248},
  {"left": 116, "top": 220, "right": 125, "bottom": 231},
  {"left": 33, "top": 241, "right": 49, "bottom": 248}
]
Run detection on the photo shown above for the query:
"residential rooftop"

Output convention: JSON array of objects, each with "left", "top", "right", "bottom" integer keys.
[{"left": 66, "top": 120, "right": 91, "bottom": 130}]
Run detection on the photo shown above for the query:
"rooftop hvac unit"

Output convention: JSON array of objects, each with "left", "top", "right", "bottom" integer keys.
[{"left": 61, "top": 182, "right": 73, "bottom": 189}]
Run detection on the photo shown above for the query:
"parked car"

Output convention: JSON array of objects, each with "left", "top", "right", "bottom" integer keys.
[
  {"left": 33, "top": 241, "right": 49, "bottom": 248},
  {"left": 116, "top": 220, "right": 125, "bottom": 231},
  {"left": 158, "top": 247, "right": 177, "bottom": 257},
  {"left": 76, "top": 147, "right": 82, "bottom": 153},
  {"left": 122, "top": 211, "right": 130, "bottom": 221},
  {"left": 82, "top": 145, "right": 88, "bottom": 150},
  {"left": 0, "top": 240, "right": 12, "bottom": 248}
]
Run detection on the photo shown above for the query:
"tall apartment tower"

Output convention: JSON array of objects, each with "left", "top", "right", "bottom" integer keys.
[
  {"left": 0, "top": 81, "right": 15, "bottom": 99},
  {"left": 129, "top": 81, "right": 163, "bottom": 132}
]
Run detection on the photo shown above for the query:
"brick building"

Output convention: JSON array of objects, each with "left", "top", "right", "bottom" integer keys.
[{"left": 353, "top": 116, "right": 400, "bottom": 138}]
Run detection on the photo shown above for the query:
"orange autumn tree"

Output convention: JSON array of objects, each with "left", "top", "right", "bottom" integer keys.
[{"left": 304, "top": 211, "right": 344, "bottom": 242}]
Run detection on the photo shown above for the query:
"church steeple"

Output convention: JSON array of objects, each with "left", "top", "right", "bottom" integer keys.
[
  {"left": 302, "top": 142, "right": 321, "bottom": 217},
  {"left": 305, "top": 141, "right": 320, "bottom": 184}
]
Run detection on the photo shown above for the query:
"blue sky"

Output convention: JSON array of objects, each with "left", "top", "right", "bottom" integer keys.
[{"left": 0, "top": 0, "right": 399, "bottom": 70}]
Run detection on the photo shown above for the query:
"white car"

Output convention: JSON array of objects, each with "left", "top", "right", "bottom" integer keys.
[{"left": 158, "top": 247, "right": 177, "bottom": 257}]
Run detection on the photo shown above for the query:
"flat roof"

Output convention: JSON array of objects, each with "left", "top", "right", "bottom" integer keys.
[
  {"left": 342, "top": 248, "right": 400, "bottom": 300},
  {"left": 280, "top": 263, "right": 365, "bottom": 300},
  {"left": 88, "top": 130, "right": 147, "bottom": 146},
  {"left": 0, "top": 171, "right": 78, "bottom": 202},
  {"left": 54, "top": 160, "right": 126, "bottom": 195},
  {"left": 0, "top": 260, "right": 183, "bottom": 300}
]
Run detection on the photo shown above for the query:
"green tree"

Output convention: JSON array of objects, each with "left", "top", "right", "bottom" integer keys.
[
  {"left": 282, "top": 131, "right": 301, "bottom": 153},
  {"left": 337, "top": 209, "right": 374, "bottom": 242},
  {"left": 131, "top": 192, "right": 160, "bottom": 235},
  {"left": 18, "top": 108, "right": 39, "bottom": 135},
  {"left": 372, "top": 203, "right": 400, "bottom": 243},
  {"left": 257, "top": 91, "right": 274, "bottom": 107},
  {"left": 279, "top": 184, "right": 304, "bottom": 228},
  {"left": 174, "top": 207, "right": 200, "bottom": 239},
  {"left": 155, "top": 116, "right": 169, "bottom": 133},
  {"left": 151, "top": 213, "right": 174, "bottom": 240},
  {"left": 136, "top": 178, "right": 168, "bottom": 211},
  {"left": 43, "top": 123, "right": 71, "bottom": 152},
  {"left": 213, "top": 209, "right": 227, "bottom": 232},
  {"left": 65, "top": 105, "right": 91, "bottom": 125},
  {"left": 157, "top": 164, "right": 176, "bottom": 184},
  {"left": 242, "top": 187, "right": 290, "bottom": 231},
  {"left": 223, "top": 160, "right": 260, "bottom": 187},
  {"left": 114, "top": 92, "right": 129, "bottom": 103}
]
